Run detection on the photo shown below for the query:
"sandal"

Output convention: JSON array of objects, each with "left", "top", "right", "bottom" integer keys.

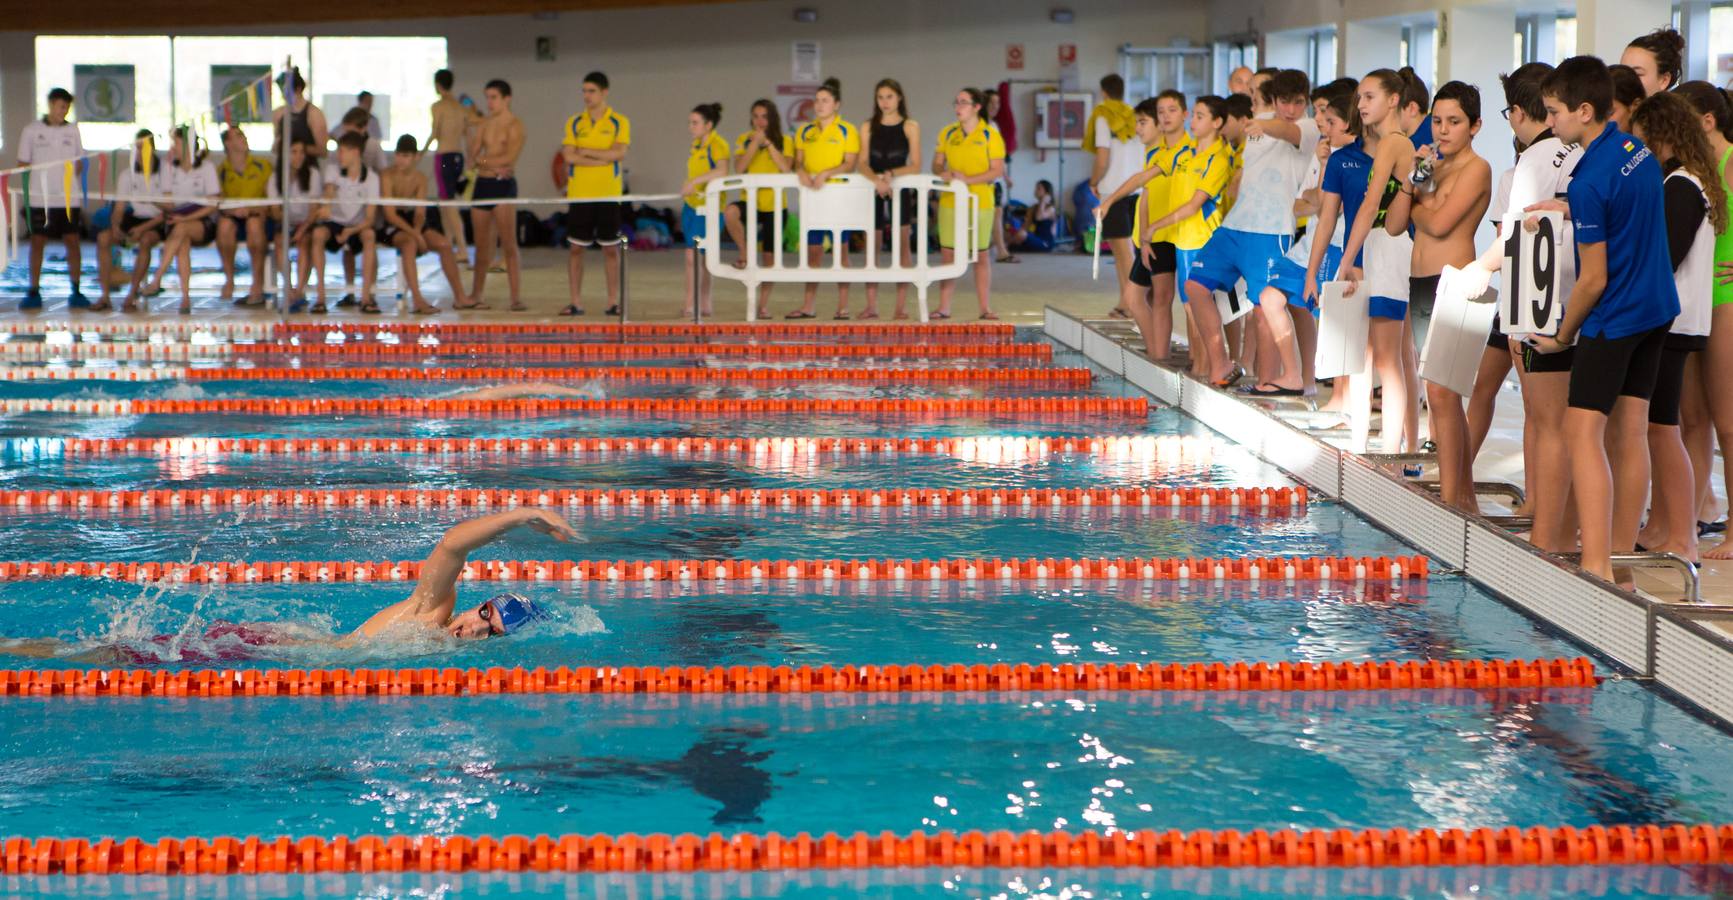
[
  {"left": 88, "top": 300, "right": 113, "bottom": 312},
  {"left": 1212, "top": 365, "right": 1245, "bottom": 389},
  {"left": 454, "top": 299, "right": 492, "bottom": 310},
  {"left": 558, "top": 304, "right": 584, "bottom": 316},
  {"left": 784, "top": 310, "right": 817, "bottom": 320},
  {"left": 833, "top": 311, "right": 852, "bottom": 321},
  {"left": 979, "top": 311, "right": 999, "bottom": 321},
  {"left": 1109, "top": 308, "right": 1132, "bottom": 319},
  {"left": 604, "top": 304, "right": 623, "bottom": 316},
  {"left": 930, "top": 311, "right": 952, "bottom": 320},
  {"left": 857, "top": 310, "right": 880, "bottom": 321},
  {"left": 1239, "top": 384, "right": 1303, "bottom": 397},
  {"left": 359, "top": 299, "right": 382, "bottom": 314},
  {"left": 309, "top": 301, "right": 328, "bottom": 314},
  {"left": 336, "top": 293, "right": 357, "bottom": 308}
]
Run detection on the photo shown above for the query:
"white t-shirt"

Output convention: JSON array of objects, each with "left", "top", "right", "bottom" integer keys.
[
  {"left": 1668, "top": 169, "right": 1713, "bottom": 337},
  {"left": 162, "top": 161, "right": 220, "bottom": 213},
  {"left": 267, "top": 166, "right": 325, "bottom": 226},
  {"left": 1095, "top": 118, "right": 1144, "bottom": 198},
  {"left": 115, "top": 167, "right": 163, "bottom": 217},
  {"left": 1222, "top": 112, "right": 1319, "bottom": 236},
  {"left": 1286, "top": 147, "right": 1344, "bottom": 266},
  {"left": 16, "top": 119, "right": 84, "bottom": 209},
  {"left": 1495, "top": 132, "right": 1582, "bottom": 325},
  {"left": 322, "top": 163, "right": 379, "bottom": 227}
]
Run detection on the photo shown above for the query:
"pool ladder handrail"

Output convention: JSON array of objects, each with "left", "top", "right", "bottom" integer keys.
[{"left": 1553, "top": 551, "right": 1701, "bottom": 605}]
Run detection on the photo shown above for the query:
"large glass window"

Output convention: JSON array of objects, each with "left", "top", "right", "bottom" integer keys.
[
  {"left": 310, "top": 37, "right": 446, "bottom": 146},
  {"left": 35, "top": 36, "right": 173, "bottom": 151},
  {"left": 1307, "top": 29, "right": 1338, "bottom": 84},
  {"left": 35, "top": 35, "right": 444, "bottom": 151},
  {"left": 1711, "top": 5, "right": 1733, "bottom": 84},
  {"left": 1556, "top": 16, "right": 1578, "bottom": 62},
  {"left": 173, "top": 36, "right": 310, "bottom": 151}
]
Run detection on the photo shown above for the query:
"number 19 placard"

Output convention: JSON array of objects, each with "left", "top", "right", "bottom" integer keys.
[{"left": 1500, "top": 210, "right": 1572, "bottom": 336}]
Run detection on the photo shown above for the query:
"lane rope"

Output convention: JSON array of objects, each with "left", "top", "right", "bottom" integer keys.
[
  {"left": 0, "top": 657, "right": 1594, "bottom": 698},
  {"left": 177, "top": 366, "right": 1091, "bottom": 386},
  {"left": 13, "top": 820, "right": 1719, "bottom": 876},
  {"left": 1, "top": 485, "right": 1305, "bottom": 511},
  {"left": 0, "top": 365, "right": 1089, "bottom": 386},
  {"left": 0, "top": 553, "right": 1427, "bottom": 584},
  {"left": 0, "top": 342, "right": 1056, "bottom": 362},
  {"left": 0, "top": 397, "right": 1149, "bottom": 418},
  {"left": 4, "top": 434, "right": 1213, "bottom": 460},
  {"left": 275, "top": 321, "right": 1020, "bottom": 338}
]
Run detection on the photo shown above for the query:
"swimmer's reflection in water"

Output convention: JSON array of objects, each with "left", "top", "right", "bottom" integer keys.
[{"left": 0, "top": 509, "right": 582, "bottom": 664}]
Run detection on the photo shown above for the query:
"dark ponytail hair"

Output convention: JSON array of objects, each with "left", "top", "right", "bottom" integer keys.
[
  {"left": 959, "top": 87, "right": 987, "bottom": 114},
  {"left": 751, "top": 98, "right": 785, "bottom": 152},
  {"left": 1608, "top": 65, "right": 1646, "bottom": 115},
  {"left": 171, "top": 124, "right": 208, "bottom": 168},
  {"left": 1626, "top": 27, "right": 1685, "bottom": 93},
  {"left": 817, "top": 77, "right": 841, "bottom": 103},
  {"left": 871, "top": 78, "right": 908, "bottom": 128},
  {"left": 281, "top": 140, "right": 314, "bottom": 194},
  {"left": 1396, "top": 66, "right": 1431, "bottom": 116},
  {"left": 692, "top": 102, "right": 722, "bottom": 127},
  {"left": 1676, "top": 80, "right": 1733, "bottom": 142}
]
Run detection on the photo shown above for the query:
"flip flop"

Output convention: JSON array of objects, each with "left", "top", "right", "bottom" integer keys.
[
  {"left": 1700, "top": 520, "right": 1728, "bottom": 537},
  {"left": 833, "top": 312, "right": 852, "bottom": 321},
  {"left": 558, "top": 304, "right": 584, "bottom": 316},
  {"left": 412, "top": 304, "right": 439, "bottom": 316},
  {"left": 979, "top": 312, "right": 999, "bottom": 321},
  {"left": 784, "top": 310, "right": 817, "bottom": 319},
  {"left": 1212, "top": 366, "right": 1245, "bottom": 389},
  {"left": 336, "top": 293, "right": 357, "bottom": 308},
  {"left": 1239, "top": 384, "right": 1303, "bottom": 397},
  {"left": 856, "top": 311, "right": 880, "bottom": 320},
  {"left": 454, "top": 300, "right": 492, "bottom": 310},
  {"left": 359, "top": 300, "right": 382, "bottom": 314},
  {"left": 604, "top": 305, "right": 623, "bottom": 316},
  {"left": 1109, "top": 308, "right": 1132, "bottom": 319},
  {"left": 930, "top": 311, "right": 952, "bottom": 320}
]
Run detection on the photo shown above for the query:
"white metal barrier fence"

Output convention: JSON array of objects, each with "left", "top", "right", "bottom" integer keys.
[{"left": 701, "top": 173, "right": 978, "bottom": 323}]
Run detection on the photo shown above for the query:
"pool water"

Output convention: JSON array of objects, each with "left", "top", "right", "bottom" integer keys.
[{"left": 3, "top": 328, "right": 1733, "bottom": 898}]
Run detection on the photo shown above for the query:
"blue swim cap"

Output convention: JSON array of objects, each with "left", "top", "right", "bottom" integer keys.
[{"left": 487, "top": 592, "right": 549, "bottom": 634}]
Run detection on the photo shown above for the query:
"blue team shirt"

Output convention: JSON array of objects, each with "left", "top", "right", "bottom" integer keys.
[
  {"left": 1566, "top": 122, "right": 1680, "bottom": 340},
  {"left": 1410, "top": 118, "right": 1432, "bottom": 150},
  {"left": 1320, "top": 138, "right": 1374, "bottom": 267}
]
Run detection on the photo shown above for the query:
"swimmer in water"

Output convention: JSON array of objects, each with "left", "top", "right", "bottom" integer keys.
[
  {"left": 0, "top": 509, "right": 582, "bottom": 663},
  {"left": 448, "top": 381, "right": 605, "bottom": 401}
]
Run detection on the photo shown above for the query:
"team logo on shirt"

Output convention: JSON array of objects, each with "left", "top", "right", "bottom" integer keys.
[{"left": 1623, "top": 140, "right": 1636, "bottom": 153}]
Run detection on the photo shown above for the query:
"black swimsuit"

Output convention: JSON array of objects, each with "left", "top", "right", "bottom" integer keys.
[{"left": 869, "top": 120, "right": 918, "bottom": 231}]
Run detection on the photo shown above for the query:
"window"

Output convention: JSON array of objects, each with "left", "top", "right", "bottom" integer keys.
[
  {"left": 1306, "top": 29, "right": 1338, "bottom": 85},
  {"left": 1212, "top": 40, "right": 1258, "bottom": 94},
  {"left": 34, "top": 34, "right": 445, "bottom": 151},
  {"left": 1556, "top": 16, "right": 1577, "bottom": 62},
  {"left": 35, "top": 36, "right": 174, "bottom": 151},
  {"left": 1711, "top": 5, "right": 1733, "bottom": 84}
]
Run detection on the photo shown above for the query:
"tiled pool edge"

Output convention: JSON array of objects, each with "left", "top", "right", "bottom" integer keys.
[{"left": 1045, "top": 307, "right": 1733, "bottom": 731}]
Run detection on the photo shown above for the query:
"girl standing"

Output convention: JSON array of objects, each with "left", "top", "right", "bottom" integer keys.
[
  {"left": 680, "top": 102, "right": 733, "bottom": 318},
  {"left": 859, "top": 78, "right": 921, "bottom": 320},
  {"left": 725, "top": 99, "right": 794, "bottom": 318},
  {"left": 791, "top": 78, "right": 860, "bottom": 319},
  {"left": 932, "top": 87, "right": 1006, "bottom": 320}
]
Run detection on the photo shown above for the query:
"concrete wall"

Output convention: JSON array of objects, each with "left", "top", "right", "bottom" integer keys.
[{"left": 0, "top": 0, "right": 1208, "bottom": 206}]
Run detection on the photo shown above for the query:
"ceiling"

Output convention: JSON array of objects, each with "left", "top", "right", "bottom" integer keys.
[{"left": 8, "top": 0, "right": 758, "bottom": 30}]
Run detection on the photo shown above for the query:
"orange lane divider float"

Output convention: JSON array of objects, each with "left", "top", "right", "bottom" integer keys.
[
  {"left": 19, "top": 820, "right": 1733, "bottom": 876},
  {"left": 179, "top": 366, "right": 1092, "bottom": 386},
  {"left": 0, "top": 397, "right": 1149, "bottom": 419},
  {"left": 233, "top": 342, "right": 1056, "bottom": 360},
  {"left": 0, "top": 342, "right": 1056, "bottom": 362},
  {"left": 0, "top": 554, "right": 1425, "bottom": 584},
  {"left": 0, "top": 485, "right": 1306, "bottom": 511},
  {"left": 16, "top": 434, "right": 1215, "bottom": 461},
  {"left": 0, "top": 657, "right": 1596, "bottom": 699},
  {"left": 277, "top": 321, "right": 1019, "bottom": 339}
]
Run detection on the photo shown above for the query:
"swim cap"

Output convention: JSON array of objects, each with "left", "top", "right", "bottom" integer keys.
[{"left": 488, "top": 592, "right": 549, "bottom": 634}]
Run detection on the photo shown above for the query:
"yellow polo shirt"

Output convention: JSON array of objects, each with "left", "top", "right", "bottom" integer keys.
[
  {"left": 563, "top": 107, "right": 630, "bottom": 199},
  {"left": 1164, "top": 138, "right": 1234, "bottom": 250},
  {"left": 796, "top": 117, "right": 859, "bottom": 176},
  {"left": 1141, "top": 133, "right": 1194, "bottom": 244},
  {"left": 735, "top": 132, "right": 795, "bottom": 211},
  {"left": 218, "top": 156, "right": 273, "bottom": 199},
  {"left": 685, "top": 132, "right": 730, "bottom": 208},
  {"left": 935, "top": 121, "right": 1006, "bottom": 211}
]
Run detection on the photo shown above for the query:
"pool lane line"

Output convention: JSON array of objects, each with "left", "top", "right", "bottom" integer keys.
[
  {"left": 0, "top": 342, "right": 1056, "bottom": 362},
  {"left": 6, "top": 434, "right": 1214, "bottom": 460},
  {"left": 0, "top": 554, "right": 1426, "bottom": 584},
  {"left": 0, "top": 365, "right": 1093, "bottom": 386},
  {"left": 0, "top": 320, "right": 1018, "bottom": 340},
  {"left": 0, "top": 485, "right": 1306, "bottom": 512},
  {"left": 274, "top": 321, "right": 1022, "bottom": 339},
  {"left": 0, "top": 396, "right": 1149, "bottom": 419},
  {"left": 0, "top": 657, "right": 1595, "bottom": 699},
  {"left": 10, "top": 820, "right": 1725, "bottom": 876}
]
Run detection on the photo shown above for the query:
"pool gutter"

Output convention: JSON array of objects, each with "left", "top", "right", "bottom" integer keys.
[{"left": 1045, "top": 307, "right": 1733, "bottom": 732}]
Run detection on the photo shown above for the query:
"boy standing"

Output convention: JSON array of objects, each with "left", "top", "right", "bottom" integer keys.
[
  {"left": 16, "top": 88, "right": 86, "bottom": 309},
  {"left": 1526, "top": 56, "right": 1678, "bottom": 582}
]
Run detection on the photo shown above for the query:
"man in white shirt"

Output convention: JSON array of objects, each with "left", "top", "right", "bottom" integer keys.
[{"left": 15, "top": 88, "right": 87, "bottom": 309}]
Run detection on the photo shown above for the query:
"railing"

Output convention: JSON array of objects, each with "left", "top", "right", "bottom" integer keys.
[{"left": 702, "top": 173, "right": 979, "bottom": 323}]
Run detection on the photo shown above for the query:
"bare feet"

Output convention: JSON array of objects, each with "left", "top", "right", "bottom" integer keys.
[
  {"left": 220, "top": 280, "right": 235, "bottom": 301},
  {"left": 1703, "top": 538, "right": 1733, "bottom": 561}
]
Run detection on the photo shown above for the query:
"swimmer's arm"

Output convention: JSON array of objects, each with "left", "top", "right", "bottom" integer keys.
[
  {"left": 1410, "top": 159, "right": 1490, "bottom": 239},
  {"left": 407, "top": 509, "right": 581, "bottom": 620}
]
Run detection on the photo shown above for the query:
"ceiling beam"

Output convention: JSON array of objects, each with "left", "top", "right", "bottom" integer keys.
[{"left": 9, "top": 0, "right": 758, "bottom": 30}]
